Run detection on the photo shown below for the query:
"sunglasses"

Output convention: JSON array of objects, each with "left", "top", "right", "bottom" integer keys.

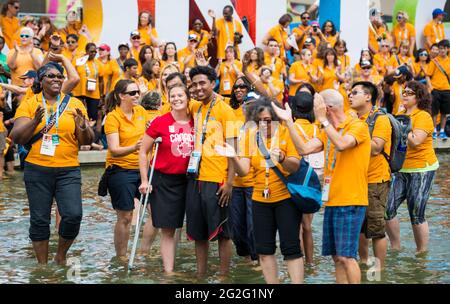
[
  {"left": 350, "top": 90, "right": 366, "bottom": 96},
  {"left": 361, "top": 66, "right": 372, "bottom": 70},
  {"left": 131, "top": 36, "right": 141, "bottom": 40},
  {"left": 67, "top": 40, "right": 77, "bottom": 44},
  {"left": 402, "top": 90, "right": 415, "bottom": 96},
  {"left": 20, "top": 34, "right": 31, "bottom": 39},
  {"left": 397, "top": 15, "right": 404, "bottom": 20},
  {"left": 419, "top": 52, "right": 428, "bottom": 57},
  {"left": 234, "top": 83, "right": 249, "bottom": 90},
  {"left": 302, "top": 16, "right": 310, "bottom": 20},
  {"left": 44, "top": 73, "right": 65, "bottom": 80},
  {"left": 123, "top": 90, "right": 140, "bottom": 96},
  {"left": 258, "top": 119, "right": 272, "bottom": 123},
  {"left": 381, "top": 45, "right": 389, "bottom": 48},
  {"left": 13, "top": 5, "right": 19, "bottom": 9}
]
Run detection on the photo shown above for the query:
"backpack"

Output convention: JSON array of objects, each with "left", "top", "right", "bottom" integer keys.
[{"left": 366, "top": 108, "right": 411, "bottom": 173}]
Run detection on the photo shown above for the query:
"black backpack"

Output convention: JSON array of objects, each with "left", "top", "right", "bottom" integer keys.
[{"left": 366, "top": 108, "right": 411, "bottom": 173}]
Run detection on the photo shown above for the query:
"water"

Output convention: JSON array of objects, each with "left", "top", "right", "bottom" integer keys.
[{"left": 0, "top": 154, "right": 449, "bottom": 284}]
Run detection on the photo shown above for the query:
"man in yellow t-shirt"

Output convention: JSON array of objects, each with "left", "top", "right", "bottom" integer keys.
[
  {"left": 210, "top": 6, "right": 243, "bottom": 60},
  {"left": 426, "top": 39, "right": 450, "bottom": 139},
  {"left": 186, "top": 66, "right": 238, "bottom": 276},
  {"left": 272, "top": 89, "right": 371, "bottom": 284},
  {"left": 292, "top": 12, "right": 312, "bottom": 52},
  {"left": 178, "top": 34, "right": 199, "bottom": 72},
  {"left": 423, "top": 9, "right": 447, "bottom": 51},
  {"left": 264, "top": 39, "right": 287, "bottom": 81},
  {"left": 350, "top": 81, "right": 391, "bottom": 269}
]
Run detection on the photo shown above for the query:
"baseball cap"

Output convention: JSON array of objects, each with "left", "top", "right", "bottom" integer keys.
[
  {"left": 19, "top": 70, "right": 37, "bottom": 80},
  {"left": 118, "top": 42, "right": 130, "bottom": 50},
  {"left": 188, "top": 33, "right": 199, "bottom": 41},
  {"left": 304, "top": 37, "right": 316, "bottom": 46},
  {"left": 98, "top": 43, "right": 111, "bottom": 52},
  {"left": 369, "top": 8, "right": 382, "bottom": 17},
  {"left": 130, "top": 30, "right": 140, "bottom": 38},
  {"left": 393, "top": 65, "right": 410, "bottom": 78},
  {"left": 360, "top": 60, "right": 373, "bottom": 68},
  {"left": 310, "top": 21, "right": 320, "bottom": 27},
  {"left": 432, "top": 8, "right": 447, "bottom": 18}
]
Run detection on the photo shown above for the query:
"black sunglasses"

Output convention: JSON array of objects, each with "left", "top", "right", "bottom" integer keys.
[
  {"left": 123, "top": 90, "right": 140, "bottom": 96},
  {"left": 234, "top": 83, "right": 249, "bottom": 89},
  {"left": 44, "top": 73, "right": 65, "bottom": 80},
  {"left": 131, "top": 36, "right": 141, "bottom": 40},
  {"left": 67, "top": 40, "right": 77, "bottom": 44}
]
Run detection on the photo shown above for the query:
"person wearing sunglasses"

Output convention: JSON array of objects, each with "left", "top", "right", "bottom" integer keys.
[
  {"left": 292, "top": 12, "right": 311, "bottom": 52},
  {"left": 7, "top": 27, "right": 44, "bottom": 85},
  {"left": 137, "top": 10, "right": 159, "bottom": 48},
  {"left": 354, "top": 61, "right": 383, "bottom": 92},
  {"left": 178, "top": 34, "right": 200, "bottom": 72},
  {"left": 354, "top": 49, "right": 379, "bottom": 78},
  {"left": 128, "top": 31, "right": 143, "bottom": 73},
  {"left": 189, "top": 18, "right": 210, "bottom": 57},
  {"left": 373, "top": 40, "right": 392, "bottom": 76},
  {"left": 423, "top": 8, "right": 447, "bottom": 51},
  {"left": 412, "top": 49, "right": 430, "bottom": 85},
  {"left": 10, "top": 62, "right": 94, "bottom": 265},
  {"left": 103, "top": 79, "right": 152, "bottom": 260},
  {"left": 385, "top": 80, "right": 438, "bottom": 254},
  {"left": 391, "top": 11, "right": 415, "bottom": 56},
  {"left": 61, "top": 34, "right": 81, "bottom": 62},
  {"left": 0, "top": 0, "right": 20, "bottom": 49}
]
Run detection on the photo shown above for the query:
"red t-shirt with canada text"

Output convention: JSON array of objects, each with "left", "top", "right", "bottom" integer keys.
[{"left": 146, "top": 112, "right": 194, "bottom": 174}]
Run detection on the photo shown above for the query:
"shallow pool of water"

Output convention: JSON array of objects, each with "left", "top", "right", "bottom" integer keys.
[{"left": 0, "top": 153, "right": 449, "bottom": 284}]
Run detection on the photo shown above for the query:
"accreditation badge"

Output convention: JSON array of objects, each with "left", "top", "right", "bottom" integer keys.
[
  {"left": 87, "top": 78, "right": 97, "bottom": 91},
  {"left": 52, "top": 134, "right": 60, "bottom": 146},
  {"left": 40, "top": 134, "right": 56, "bottom": 156},
  {"left": 322, "top": 176, "right": 332, "bottom": 202},
  {"left": 223, "top": 80, "right": 231, "bottom": 92},
  {"left": 187, "top": 150, "right": 202, "bottom": 174}
]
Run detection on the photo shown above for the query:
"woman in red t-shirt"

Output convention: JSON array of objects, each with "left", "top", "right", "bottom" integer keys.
[{"left": 138, "top": 84, "right": 194, "bottom": 274}]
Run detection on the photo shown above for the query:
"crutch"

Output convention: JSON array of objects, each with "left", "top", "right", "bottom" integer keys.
[{"left": 128, "top": 137, "right": 162, "bottom": 271}]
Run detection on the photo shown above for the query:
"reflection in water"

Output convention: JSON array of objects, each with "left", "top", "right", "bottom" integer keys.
[{"left": 0, "top": 154, "right": 449, "bottom": 284}]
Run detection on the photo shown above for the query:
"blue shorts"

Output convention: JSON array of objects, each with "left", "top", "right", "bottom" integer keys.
[
  {"left": 322, "top": 206, "right": 366, "bottom": 259},
  {"left": 107, "top": 166, "right": 140, "bottom": 211}
]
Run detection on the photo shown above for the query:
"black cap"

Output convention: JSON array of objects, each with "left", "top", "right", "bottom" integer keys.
[{"left": 293, "top": 91, "right": 314, "bottom": 113}]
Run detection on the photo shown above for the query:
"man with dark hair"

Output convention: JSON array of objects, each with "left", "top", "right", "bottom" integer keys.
[
  {"left": 427, "top": 39, "right": 450, "bottom": 139},
  {"left": 165, "top": 72, "right": 187, "bottom": 90},
  {"left": 423, "top": 8, "right": 447, "bottom": 51},
  {"left": 350, "top": 81, "right": 391, "bottom": 271},
  {"left": 264, "top": 38, "right": 287, "bottom": 80},
  {"left": 292, "top": 11, "right": 311, "bottom": 52},
  {"left": 186, "top": 65, "right": 238, "bottom": 276}
]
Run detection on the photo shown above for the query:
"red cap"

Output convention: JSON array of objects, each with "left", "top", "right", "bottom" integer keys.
[{"left": 98, "top": 43, "right": 111, "bottom": 52}]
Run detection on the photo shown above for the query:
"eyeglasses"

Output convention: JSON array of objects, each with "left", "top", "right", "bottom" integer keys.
[
  {"left": 350, "top": 90, "right": 366, "bottom": 96},
  {"left": 123, "top": 90, "right": 140, "bottom": 96},
  {"left": 402, "top": 89, "right": 415, "bottom": 96},
  {"left": 20, "top": 34, "right": 31, "bottom": 39},
  {"left": 397, "top": 15, "right": 404, "bottom": 20},
  {"left": 67, "top": 40, "right": 77, "bottom": 44},
  {"left": 89, "top": 50, "right": 97, "bottom": 54},
  {"left": 419, "top": 52, "right": 428, "bottom": 57},
  {"left": 44, "top": 73, "right": 65, "bottom": 80},
  {"left": 361, "top": 66, "right": 372, "bottom": 70},
  {"left": 302, "top": 16, "right": 310, "bottom": 20},
  {"left": 131, "top": 36, "right": 141, "bottom": 40}
]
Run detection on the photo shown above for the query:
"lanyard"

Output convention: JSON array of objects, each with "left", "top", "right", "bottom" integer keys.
[
  {"left": 259, "top": 127, "right": 279, "bottom": 191},
  {"left": 325, "top": 129, "right": 344, "bottom": 174},
  {"left": 85, "top": 60, "right": 98, "bottom": 79},
  {"left": 398, "top": 26, "right": 408, "bottom": 42},
  {"left": 42, "top": 94, "right": 61, "bottom": 131},
  {"left": 194, "top": 94, "right": 217, "bottom": 149},
  {"left": 433, "top": 23, "right": 443, "bottom": 42},
  {"left": 224, "top": 19, "right": 237, "bottom": 43}
]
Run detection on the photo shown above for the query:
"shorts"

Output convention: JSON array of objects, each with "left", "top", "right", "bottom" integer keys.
[
  {"left": 252, "top": 199, "right": 303, "bottom": 260},
  {"left": 385, "top": 170, "right": 436, "bottom": 225},
  {"left": 149, "top": 170, "right": 187, "bottom": 229},
  {"left": 107, "top": 166, "right": 140, "bottom": 211},
  {"left": 322, "top": 206, "right": 366, "bottom": 259},
  {"left": 431, "top": 90, "right": 450, "bottom": 117},
  {"left": 185, "top": 178, "right": 230, "bottom": 241},
  {"left": 361, "top": 182, "right": 390, "bottom": 239},
  {"left": 0, "top": 131, "right": 6, "bottom": 151}
]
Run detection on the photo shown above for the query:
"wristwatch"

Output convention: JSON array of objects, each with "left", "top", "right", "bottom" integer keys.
[{"left": 321, "top": 120, "right": 330, "bottom": 128}]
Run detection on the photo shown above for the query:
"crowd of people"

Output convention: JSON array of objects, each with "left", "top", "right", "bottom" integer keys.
[{"left": 0, "top": 0, "right": 448, "bottom": 284}]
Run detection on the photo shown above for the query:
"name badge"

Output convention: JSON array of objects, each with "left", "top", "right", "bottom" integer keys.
[
  {"left": 52, "top": 134, "right": 60, "bottom": 146},
  {"left": 40, "top": 134, "right": 56, "bottom": 156},
  {"left": 87, "top": 78, "right": 97, "bottom": 91},
  {"left": 223, "top": 80, "right": 231, "bottom": 92},
  {"left": 322, "top": 176, "right": 332, "bottom": 202},
  {"left": 187, "top": 150, "right": 202, "bottom": 174}
]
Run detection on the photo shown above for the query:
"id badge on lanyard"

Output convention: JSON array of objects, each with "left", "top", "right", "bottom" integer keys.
[
  {"left": 40, "top": 134, "right": 56, "bottom": 156},
  {"left": 87, "top": 78, "right": 97, "bottom": 91},
  {"left": 187, "top": 150, "right": 202, "bottom": 174},
  {"left": 40, "top": 96, "right": 60, "bottom": 156}
]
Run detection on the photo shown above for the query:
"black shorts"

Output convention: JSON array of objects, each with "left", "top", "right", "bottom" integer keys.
[
  {"left": 185, "top": 178, "right": 231, "bottom": 241},
  {"left": 107, "top": 166, "right": 140, "bottom": 211},
  {"left": 149, "top": 170, "right": 187, "bottom": 229},
  {"left": 431, "top": 90, "right": 450, "bottom": 116}
]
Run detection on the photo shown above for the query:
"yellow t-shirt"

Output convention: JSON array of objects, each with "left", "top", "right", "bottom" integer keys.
[
  {"left": 14, "top": 93, "right": 88, "bottom": 167},
  {"left": 218, "top": 60, "right": 242, "bottom": 96},
  {"left": 373, "top": 53, "right": 391, "bottom": 76},
  {"left": 73, "top": 58, "right": 105, "bottom": 99},
  {"left": 368, "top": 25, "right": 386, "bottom": 53},
  {"left": 7, "top": 48, "right": 44, "bottom": 85},
  {"left": 337, "top": 54, "right": 351, "bottom": 72},
  {"left": 98, "top": 59, "right": 113, "bottom": 95},
  {"left": 318, "top": 65, "right": 339, "bottom": 92},
  {"left": 190, "top": 96, "right": 238, "bottom": 183},
  {"left": 189, "top": 29, "right": 210, "bottom": 52},
  {"left": 216, "top": 18, "right": 242, "bottom": 60},
  {"left": 177, "top": 47, "right": 196, "bottom": 71},
  {"left": 104, "top": 105, "right": 150, "bottom": 169},
  {"left": 0, "top": 15, "right": 20, "bottom": 49},
  {"left": 388, "top": 54, "right": 413, "bottom": 70},
  {"left": 292, "top": 24, "right": 310, "bottom": 51},
  {"left": 423, "top": 21, "right": 445, "bottom": 48},
  {"left": 412, "top": 61, "right": 429, "bottom": 80},
  {"left": 427, "top": 56, "right": 450, "bottom": 91},
  {"left": 360, "top": 110, "right": 392, "bottom": 183},
  {"left": 110, "top": 58, "right": 125, "bottom": 91},
  {"left": 391, "top": 81, "right": 405, "bottom": 115},
  {"left": 320, "top": 114, "right": 371, "bottom": 207},
  {"left": 267, "top": 24, "right": 288, "bottom": 60},
  {"left": 263, "top": 78, "right": 284, "bottom": 102},
  {"left": 392, "top": 23, "right": 416, "bottom": 48},
  {"left": 265, "top": 53, "right": 286, "bottom": 81},
  {"left": 400, "top": 108, "right": 438, "bottom": 170},
  {"left": 288, "top": 61, "right": 317, "bottom": 96},
  {"left": 243, "top": 126, "right": 300, "bottom": 203},
  {"left": 138, "top": 26, "right": 158, "bottom": 46},
  {"left": 61, "top": 48, "right": 84, "bottom": 63}
]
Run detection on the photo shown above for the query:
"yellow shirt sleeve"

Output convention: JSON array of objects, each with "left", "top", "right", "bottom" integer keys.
[{"left": 104, "top": 112, "right": 120, "bottom": 135}]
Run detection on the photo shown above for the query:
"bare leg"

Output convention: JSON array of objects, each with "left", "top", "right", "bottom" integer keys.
[
  {"left": 333, "top": 256, "right": 348, "bottom": 284},
  {"left": 54, "top": 236, "right": 74, "bottom": 265},
  {"left": 5, "top": 160, "right": 14, "bottom": 175},
  {"left": 32, "top": 240, "right": 49, "bottom": 264},
  {"left": 286, "top": 257, "right": 304, "bottom": 283},
  {"left": 160, "top": 228, "right": 177, "bottom": 274},
  {"left": 0, "top": 155, "right": 4, "bottom": 179},
  {"left": 440, "top": 114, "right": 447, "bottom": 133},
  {"left": 385, "top": 218, "right": 401, "bottom": 250},
  {"left": 140, "top": 213, "right": 159, "bottom": 255},
  {"left": 114, "top": 210, "right": 133, "bottom": 257},
  {"left": 131, "top": 198, "right": 140, "bottom": 226},
  {"left": 218, "top": 237, "right": 232, "bottom": 276},
  {"left": 302, "top": 214, "right": 314, "bottom": 264},
  {"left": 259, "top": 254, "right": 279, "bottom": 284},
  {"left": 195, "top": 240, "right": 209, "bottom": 276},
  {"left": 55, "top": 205, "right": 61, "bottom": 232},
  {"left": 358, "top": 234, "right": 370, "bottom": 264},
  {"left": 412, "top": 222, "right": 429, "bottom": 253},
  {"left": 342, "top": 257, "right": 362, "bottom": 284},
  {"left": 372, "top": 237, "right": 387, "bottom": 269}
]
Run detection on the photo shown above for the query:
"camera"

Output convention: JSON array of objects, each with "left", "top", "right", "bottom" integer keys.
[{"left": 313, "top": 26, "right": 318, "bottom": 32}]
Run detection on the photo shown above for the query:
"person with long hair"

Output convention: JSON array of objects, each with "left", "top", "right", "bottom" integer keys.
[
  {"left": 387, "top": 40, "right": 414, "bottom": 75},
  {"left": 385, "top": 81, "right": 438, "bottom": 254},
  {"left": 138, "top": 84, "right": 194, "bottom": 273},
  {"left": 142, "top": 59, "right": 160, "bottom": 91},
  {"left": 104, "top": 79, "right": 151, "bottom": 260},
  {"left": 288, "top": 49, "right": 319, "bottom": 100},
  {"left": 161, "top": 42, "right": 184, "bottom": 73},
  {"left": 138, "top": 45, "right": 154, "bottom": 73},
  {"left": 354, "top": 49, "right": 379, "bottom": 78},
  {"left": 334, "top": 39, "right": 351, "bottom": 74},
  {"left": 317, "top": 48, "right": 345, "bottom": 92},
  {"left": 36, "top": 16, "right": 58, "bottom": 52},
  {"left": 10, "top": 62, "right": 94, "bottom": 264},
  {"left": 158, "top": 63, "right": 180, "bottom": 113},
  {"left": 137, "top": 10, "right": 159, "bottom": 47},
  {"left": 0, "top": 0, "right": 20, "bottom": 49},
  {"left": 412, "top": 48, "right": 431, "bottom": 84},
  {"left": 244, "top": 47, "right": 265, "bottom": 78},
  {"left": 320, "top": 20, "right": 339, "bottom": 47},
  {"left": 216, "top": 45, "right": 242, "bottom": 97},
  {"left": 7, "top": 27, "right": 44, "bottom": 85}
]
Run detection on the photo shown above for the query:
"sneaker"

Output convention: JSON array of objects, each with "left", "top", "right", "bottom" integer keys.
[
  {"left": 432, "top": 131, "right": 437, "bottom": 139},
  {"left": 439, "top": 132, "right": 448, "bottom": 140}
]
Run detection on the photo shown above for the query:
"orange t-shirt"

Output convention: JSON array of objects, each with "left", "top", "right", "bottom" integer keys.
[
  {"left": 288, "top": 61, "right": 317, "bottom": 96},
  {"left": 0, "top": 15, "right": 20, "bottom": 49},
  {"left": 138, "top": 26, "right": 158, "bottom": 46},
  {"left": 392, "top": 23, "right": 416, "bottom": 48},
  {"left": 267, "top": 24, "right": 288, "bottom": 60},
  {"left": 73, "top": 57, "right": 105, "bottom": 99},
  {"left": 217, "top": 60, "right": 242, "bottom": 96},
  {"left": 215, "top": 18, "right": 242, "bottom": 60},
  {"left": 7, "top": 47, "right": 44, "bottom": 85},
  {"left": 427, "top": 56, "right": 450, "bottom": 91},
  {"left": 423, "top": 21, "right": 445, "bottom": 49}
]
